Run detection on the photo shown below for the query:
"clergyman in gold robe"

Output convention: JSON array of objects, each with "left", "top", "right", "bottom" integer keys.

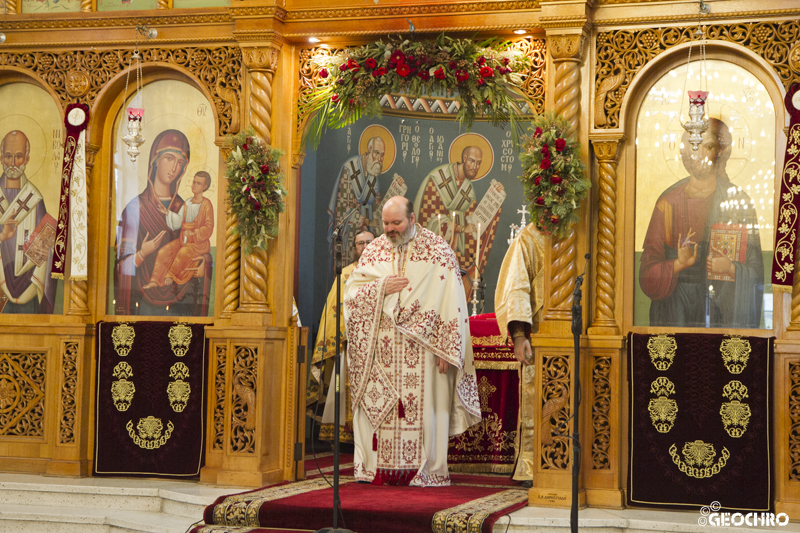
[
  {"left": 494, "top": 222, "right": 545, "bottom": 485},
  {"left": 307, "top": 229, "right": 375, "bottom": 444}
]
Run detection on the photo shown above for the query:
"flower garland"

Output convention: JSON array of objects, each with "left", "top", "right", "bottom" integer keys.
[
  {"left": 299, "top": 33, "right": 531, "bottom": 147},
  {"left": 225, "top": 128, "right": 287, "bottom": 254},
  {"left": 519, "top": 113, "right": 589, "bottom": 238}
]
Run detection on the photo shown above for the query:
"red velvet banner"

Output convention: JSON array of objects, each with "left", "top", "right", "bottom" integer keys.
[
  {"left": 447, "top": 313, "right": 519, "bottom": 473},
  {"left": 772, "top": 83, "right": 800, "bottom": 286}
]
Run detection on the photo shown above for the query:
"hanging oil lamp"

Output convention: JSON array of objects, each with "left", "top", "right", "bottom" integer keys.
[{"left": 681, "top": 1, "right": 711, "bottom": 151}]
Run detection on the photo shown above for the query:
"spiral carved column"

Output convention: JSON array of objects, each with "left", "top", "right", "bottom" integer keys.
[
  {"left": 80, "top": 0, "right": 92, "bottom": 12},
  {"left": 544, "top": 33, "right": 586, "bottom": 323},
  {"left": 5, "top": 0, "right": 17, "bottom": 14},
  {"left": 590, "top": 139, "right": 623, "bottom": 333},
  {"left": 220, "top": 212, "right": 241, "bottom": 319},
  {"left": 790, "top": 255, "right": 800, "bottom": 328},
  {"left": 67, "top": 143, "right": 98, "bottom": 317},
  {"left": 156, "top": 0, "right": 171, "bottom": 8},
  {"left": 242, "top": 45, "right": 280, "bottom": 145},
  {"left": 236, "top": 42, "right": 282, "bottom": 314}
]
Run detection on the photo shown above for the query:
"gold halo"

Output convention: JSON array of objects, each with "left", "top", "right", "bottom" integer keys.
[
  {"left": 359, "top": 124, "right": 396, "bottom": 174},
  {"left": 0, "top": 115, "right": 49, "bottom": 183},
  {"left": 449, "top": 133, "right": 494, "bottom": 181}
]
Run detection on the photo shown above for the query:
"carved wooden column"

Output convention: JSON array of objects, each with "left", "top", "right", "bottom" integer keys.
[
  {"left": 542, "top": 32, "right": 586, "bottom": 327},
  {"left": 66, "top": 143, "right": 98, "bottom": 317},
  {"left": 156, "top": 0, "right": 171, "bottom": 8},
  {"left": 235, "top": 40, "right": 282, "bottom": 315},
  {"left": 589, "top": 137, "right": 623, "bottom": 334},
  {"left": 5, "top": 0, "right": 17, "bottom": 15}
]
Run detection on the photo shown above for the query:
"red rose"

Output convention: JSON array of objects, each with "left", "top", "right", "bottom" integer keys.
[
  {"left": 503, "top": 57, "right": 510, "bottom": 66},
  {"left": 434, "top": 67, "right": 446, "bottom": 80},
  {"left": 455, "top": 70, "right": 469, "bottom": 82},
  {"left": 337, "top": 79, "right": 345, "bottom": 85},
  {"left": 390, "top": 50, "right": 405, "bottom": 65},
  {"left": 534, "top": 176, "right": 541, "bottom": 186},
  {"left": 477, "top": 79, "right": 485, "bottom": 86},
  {"left": 339, "top": 64, "right": 348, "bottom": 72},
  {"left": 478, "top": 56, "right": 486, "bottom": 65},
  {"left": 260, "top": 164, "right": 270, "bottom": 174},
  {"left": 396, "top": 64, "right": 412, "bottom": 77},
  {"left": 347, "top": 59, "right": 360, "bottom": 72},
  {"left": 449, "top": 60, "right": 457, "bottom": 69},
  {"left": 249, "top": 176, "right": 254, "bottom": 181},
  {"left": 536, "top": 196, "right": 545, "bottom": 205},
  {"left": 480, "top": 66, "right": 494, "bottom": 78},
  {"left": 332, "top": 94, "right": 340, "bottom": 103},
  {"left": 485, "top": 99, "right": 492, "bottom": 105},
  {"left": 550, "top": 175, "right": 562, "bottom": 184},
  {"left": 242, "top": 144, "right": 249, "bottom": 151},
  {"left": 244, "top": 186, "right": 251, "bottom": 193},
  {"left": 365, "top": 57, "right": 377, "bottom": 69},
  {"left": 555, "top": 138, "right": 567, "bottom": 152},
  {"left": 533, "top": 127, "right": 543, "bottom": 138},
  {"left": 254, "top": 202, "right": 261, "bottom": 211},
  {"left": 372, "top": 67, "right": 388, "bottom": 77},
  {"left": 417, "top": 70, "right": 430, "bottom": 81},
  {"left": 406, "top": 55, "right": 416, "bottom": 66},
  {"left": 319, "top": 68, "right": 329, "bottom": 78},
  {"left": 550, "top": 215, "right": 559, "bottom": 224},
  {"left": 540, "top": 158, "right": 551, "bottom": 170}
]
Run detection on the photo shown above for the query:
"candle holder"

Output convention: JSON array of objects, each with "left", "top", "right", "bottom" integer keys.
[{"left": 471, "top": 277, "right": 480, "bottom": 317}]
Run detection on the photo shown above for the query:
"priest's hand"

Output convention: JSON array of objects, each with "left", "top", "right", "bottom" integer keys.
[
  {"left": 384, "top": 275, "right": 409, "bottom": 295},
  {"left": 436, "top": 356, "right": 450, "bottom": 374},
  {"left": 514, "top": 336, "right": 533, "bottom": 366}
]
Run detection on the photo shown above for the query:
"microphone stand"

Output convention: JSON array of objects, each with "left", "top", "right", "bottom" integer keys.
[
  {"left": 316, "top": 203, "right": 363, "bottom": 533},
  {"left": 569, "top": 254, "right": 589, "bottom": 533}
]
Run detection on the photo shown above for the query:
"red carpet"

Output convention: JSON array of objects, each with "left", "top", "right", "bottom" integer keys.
[{"left": 193, "top": 475, "right": 528, "bottom": 533}]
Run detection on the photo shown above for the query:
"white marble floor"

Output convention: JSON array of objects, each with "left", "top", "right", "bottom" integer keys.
[{"left": 0, "top": 472, "right": 797, "bottom": 533}]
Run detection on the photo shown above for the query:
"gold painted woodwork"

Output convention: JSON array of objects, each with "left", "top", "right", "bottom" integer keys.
[
  {"left": 594, "top": 22, "right": 800, "bottom": 130},
  {"left": 243, "top": 45, "right": 280, "bottom": 143},
  {"left": 589, "top": 137, "right": 623, "bottom": 334},
  {"left": 5, "top": 0, "right": 16, "bottom": 15},
  {"left": 239, "top": 248, "right": 271, "bottom": 314},
  {"left": 221, "top": 214, "right": 242, "bottom": 319}
]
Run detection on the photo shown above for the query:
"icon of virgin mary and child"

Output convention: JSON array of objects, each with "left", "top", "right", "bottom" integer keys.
[{"left": 114, "top": 129, "right": 214, "bottom": 316}]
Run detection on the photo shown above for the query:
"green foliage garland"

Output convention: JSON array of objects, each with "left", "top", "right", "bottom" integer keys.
[
  {"left": 519, "top": 113, "right": 589, "bottom": 238},
  {"left": 299, "top": 33, "right": 532, "bottom": 148},
  {"left": 225, "top": 128, "right": 287, "bottom": 254}
]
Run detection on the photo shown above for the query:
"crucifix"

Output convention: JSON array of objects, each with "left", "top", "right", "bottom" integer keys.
[{"left": 10, "top": 192, "right": 35, "bottom": 222}]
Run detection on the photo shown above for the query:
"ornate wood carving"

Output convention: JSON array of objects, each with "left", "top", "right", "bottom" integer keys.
[
  {"left": 230, "top": 344, "right": 257, "bottom": 454},
  {"left": 240, "top": 248, "right": 270, "bottom": 313},
  {"left": 591, "top": 138, "right": 622, "bottom": 331},
  {"left": 544, "top": 33, "right": 585, "bottom": 323},
  {"left": 243, "top": 45, "right": 280, "bottom": 144},
  {"left": 595, "top": 22, "right": 800, "bottom": 130},
  {"left": 540, "top": 354, "right": 570, "bottom": 470},
  {"left": 591, "top": 355, "right": 612, "bottom": 470},
  {"left": 0, "top": 47, "right": 242, "bottom": 137},
  {"left": 5, "top": 0, "right": 17, "bottom": 15},
  {"left": 80, "top": 0, "right": 91, "bottom": 12},
  {"left": 221, "top": 213, "right": 241, "bottom": 318},
  {"left": 213, "top": 344, "right": 227, "bottom": 451},
  {"left": 284, "top": 0, "right": 539, "bottom": 21},
  {"left": 67, "top": 143, "right": 99, "bottom": 317},
  {"left": 0, "top": 350, "right": 46, "bottom": 437},
  {"left": 790, "top": 361, "right": 800, "bottom": 481},
  {"left": 59, "top": 341, "right": 79, "bottom": 445}
]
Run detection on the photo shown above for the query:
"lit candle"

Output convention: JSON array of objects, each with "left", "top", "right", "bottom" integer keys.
[{"left": 438, "top": 214, "right": 441, "bottom": 237}]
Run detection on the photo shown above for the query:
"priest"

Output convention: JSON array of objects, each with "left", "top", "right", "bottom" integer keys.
[
  {"left": 494, "top": 221, "right": 546, "bottom": 485},
  {"left": 343, "top": 196, "right": 480, "bottom": 486}
]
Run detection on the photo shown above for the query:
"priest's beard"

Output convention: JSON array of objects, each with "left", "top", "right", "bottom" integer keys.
[
  {"left": 388, "top": 223, "right": 415, "bottom": 247},
  {"left": 3, "top": 162, "right": 25, "bottom": 181},
  {"left": 366, "top": 159, "right": 382, "bottom": 177}
]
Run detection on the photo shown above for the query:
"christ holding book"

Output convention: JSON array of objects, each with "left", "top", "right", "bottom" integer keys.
[{"left": 639, "top": 118, "right": 764, "bottom": 328}]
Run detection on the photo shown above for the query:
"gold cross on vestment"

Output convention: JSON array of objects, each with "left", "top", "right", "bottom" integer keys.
[
  {"left": 477, "top": 375, "right": 496, "bottom": 413},
  {"left": 435, "top": 169, "right": 454, "bottom": 193},
  {"left": 454, "top": 188, "right": 473, "bottom": 211}
]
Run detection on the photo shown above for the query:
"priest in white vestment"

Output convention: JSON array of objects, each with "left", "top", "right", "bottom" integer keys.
[
  {"left": 344, "top": 196, "right": 481, "bottom": 487},
  {"left": 494, "top": 222, "right": 546, "bottom": 484}
]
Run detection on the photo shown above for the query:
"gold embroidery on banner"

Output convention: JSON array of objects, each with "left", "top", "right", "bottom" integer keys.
[
  {"left": 471, "top": 335, "right": 508, "bottom": 346},
  {"left": 650, "top": 376, "right": 675, "bottom": 397},
  {"left": 111, "top": 362, "right": 135, "bottom": 411},
  {"left": 168, "top": 324, "right": 192, "bottom": 357},
  {"left": 669, "top": 441, "right": 730, "bottom": 479},
  {"left": 477, "top": 376, "right": 497, "bottom": 412},
  {"left": 167, "top": 362, "right": 191, "bottom": 412},
  {"left": 648, "top": 397, "right": 678, "bottom": 433},
  {"left": 721, "top": 381, "right": 750, "bottom": 438},
  {"left": 111, "top": 323, "right": 135, "bottom": 356},
  {"left": 126, "top": 416, "right": 174, "bottom": 449},
  {"left": 721, "top": 336, "right": 751, "bottom": 374},
  {"left": 473, "top": 361, "right": 519, "bottom": 370},
  {"left": 647, "top": 334, "right": 677, "bottom": 371}
]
